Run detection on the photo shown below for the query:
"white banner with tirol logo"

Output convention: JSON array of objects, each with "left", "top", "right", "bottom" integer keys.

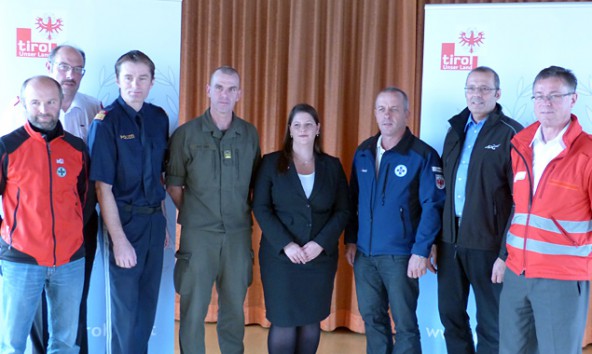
[
  {"left": 421, "top": 3, "right": 592, "bottom": 153},
  {"left": 0, "top": 0, "right": 181, "bottom": 353},
  {"left": 419, "top": 3, "right": 592, "bottom": 353}
]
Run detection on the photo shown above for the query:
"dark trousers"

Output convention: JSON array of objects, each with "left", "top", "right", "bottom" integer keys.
[
  {"left": 353, "top": 251, "right": 421, "bottom": 354},
  {"left": 177, "top": 228, "right": 253, "bottom": 354},
  {"left": 437, "top": 242, "right": 501, "bottom": 354},
  {"left": 30, "top": 210, "right": 99, "bottom": 354},
  {"left": 108, "top": 210, "right": 166, "bottom": 354}
]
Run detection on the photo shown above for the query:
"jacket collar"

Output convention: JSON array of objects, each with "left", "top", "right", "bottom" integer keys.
[
  {"left": 513, "top": 114, "right": 582, "bottom": 152},
  {"left": 24, "top": 120, "right": 65, "bottom": 142},
  {"left": 116, "top": 95, "right": 145, "bottom": 118},
  {"left": 201, "top": 108, "right": 243, "bottom": 139},
  {"left": 361, "top": 127, "right": 414, "bottom": 156},
  {"left": 449, "top": 103, "right": 504, "bottom": 136},
  {"left": 287, "top": 153, "right": 327, "bottom": 201}
]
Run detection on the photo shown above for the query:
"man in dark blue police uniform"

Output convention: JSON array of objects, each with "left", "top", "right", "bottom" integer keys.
[{"left": 87, "top": 50, "right": 169, "bottom": 354}]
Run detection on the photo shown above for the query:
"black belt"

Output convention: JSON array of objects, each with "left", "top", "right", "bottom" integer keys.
[{"left": 119, "top": 204, "right": 162, "bottom": 215}]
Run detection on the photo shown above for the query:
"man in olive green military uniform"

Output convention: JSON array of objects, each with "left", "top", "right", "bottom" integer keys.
[{"left": 166, "top": 66, "right": 260, "bottom": 354}]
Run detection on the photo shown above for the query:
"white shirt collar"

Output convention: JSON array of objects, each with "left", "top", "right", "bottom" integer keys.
[
  {"left": 376, "top": 135, "right": 386, "bottom": 175},
  {"left": 531, "top": 121, "right": 569, "bottom": 150}
]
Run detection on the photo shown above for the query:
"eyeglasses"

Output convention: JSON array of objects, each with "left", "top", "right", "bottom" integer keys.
[
  {"left": 531, "top": 92, "right": 574, "bottom": 103},
  {"left": 464, "top": 86, "right": 498, "bottom": 94},
  {"left": 55, "top": 63, "right": 86, "bottom": 75}
]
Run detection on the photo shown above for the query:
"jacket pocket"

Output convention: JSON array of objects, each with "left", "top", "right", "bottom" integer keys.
[
  {"left": 551, "top": 217, "right": 578, "bottom": 246},
  {"left": 8, "top": 187, "right": 21, "bottom": 246},
  {"left": 493, "top": 201, "right": 499, "bottom": 235},
  {"left": 400, "top": 208, "right": 408, "bottom": 239},
  {"left": 188, "top": 144, "right": 218, "bottom": 188},
  {"left": 248, "top": 249, "right": 254, "bottom": 286}
]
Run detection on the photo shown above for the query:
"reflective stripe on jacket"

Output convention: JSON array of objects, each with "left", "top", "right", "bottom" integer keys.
[{"left": 506, "top": 115, "right": 592, "bottom": 280}]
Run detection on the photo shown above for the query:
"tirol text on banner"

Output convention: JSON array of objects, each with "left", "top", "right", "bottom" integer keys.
[
  {"left": 419, "top": 3, "right": 592, "bottom": 353},
  {"left": 0, "top": 1, "right": 181, "bottom": 353}
]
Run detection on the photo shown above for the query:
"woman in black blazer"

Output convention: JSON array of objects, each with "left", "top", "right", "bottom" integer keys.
[{"left": 253, "top": 103, "right": 350, "bottom": 354}]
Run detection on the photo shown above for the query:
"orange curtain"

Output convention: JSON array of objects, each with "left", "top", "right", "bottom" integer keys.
[
  {"left": 176, "top": 0, "right": 592, "bottom": 344},
  {"left": 177, "top": 0, "right": 423, "bottom": 333}
]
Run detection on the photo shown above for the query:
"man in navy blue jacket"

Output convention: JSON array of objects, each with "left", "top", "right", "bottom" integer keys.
[{"left": 345, "top": 87, "right": 445, "bottom": 354}]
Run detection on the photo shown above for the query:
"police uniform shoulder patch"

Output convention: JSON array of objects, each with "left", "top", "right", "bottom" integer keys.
[{"left": 94, "top": 110, "right": 108, "bottom": 120}]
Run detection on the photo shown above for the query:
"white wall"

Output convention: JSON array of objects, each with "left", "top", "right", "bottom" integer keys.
[
  {"left": 418, "top": 3, "right": 592, "bottom": 352},
  {"left": 0, "top": 1, "right": 181, "bottom": 353}
]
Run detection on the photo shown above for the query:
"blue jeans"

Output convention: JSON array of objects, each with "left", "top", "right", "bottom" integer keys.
[
  {"left": 354, "top": 252, "right": 421, "bottom": 354},
  {"left": 0, "top": 258, "right": 84, "bottom": 354}
]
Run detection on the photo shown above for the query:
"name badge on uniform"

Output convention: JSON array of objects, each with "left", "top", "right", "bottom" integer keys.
[{"left": 224, "top": 150, "right": 232, "bottom": 159}]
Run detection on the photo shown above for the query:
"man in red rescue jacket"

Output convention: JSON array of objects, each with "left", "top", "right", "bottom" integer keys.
[
  {"left": 0, "top": 75, "right": 88, "bottom": 353},
  {"left": 500, "top": 66, "right": 592, "bottom": 353}
]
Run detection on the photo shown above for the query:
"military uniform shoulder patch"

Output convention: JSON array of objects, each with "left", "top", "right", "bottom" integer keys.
[{"left": 94, "top": 110, "right": 108, "bottom": 120}]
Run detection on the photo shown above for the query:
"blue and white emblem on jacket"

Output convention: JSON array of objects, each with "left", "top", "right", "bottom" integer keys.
[
  {"left": 394, "top": 164, "right": 407, "bottom": 177},
  {"left": 56, "top": 167, "right": 67, "bottom": 177}
]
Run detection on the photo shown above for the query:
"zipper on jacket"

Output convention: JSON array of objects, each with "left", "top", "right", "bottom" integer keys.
[
  {"left": 45, "top": 140, "right": 57, "bottom": 266},
  {"left": 493, "top": 201, "right": 498, "bottom": 234},
  {"left": 516, "top": 143, "right": 565, "bottom": 274},
  {"left": 367, "top": 154, "right": 377, "bottom": 256},
  {"left": 381, "top": 163, "right": 390, "bottom": 206},
  {"left": 448, "top": 141, "right": 461, "bottom": 245},
  {"left": 448, "top": 134, "right": 462, "bottom": 254},
  {"left": 368, "top": 152, "right": 386, "bottom": 255},
  {"left": 533, "top": 164, "right": 556, "bottom": 201},
  {"left": 7, "top": 187, "right": 21, "bottom": 250},
  {"left": 511, "top": 143, "right": 534, "bottom": 275}
]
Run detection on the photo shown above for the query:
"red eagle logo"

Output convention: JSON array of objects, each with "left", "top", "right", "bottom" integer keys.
[
  {"left": 35, "top": 16, "right": 64, "bottom": 40},
  {"left": 458, "top": 30, "right": 484, "bottom": 53}
]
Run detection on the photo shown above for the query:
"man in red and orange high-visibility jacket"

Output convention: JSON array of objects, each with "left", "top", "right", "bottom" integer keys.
[
  {"left": 500, "top": 66, "right": 592, "bottom": 354},
  {"left": 0, "top": 75, "right": 89, "bottom": 353}
]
